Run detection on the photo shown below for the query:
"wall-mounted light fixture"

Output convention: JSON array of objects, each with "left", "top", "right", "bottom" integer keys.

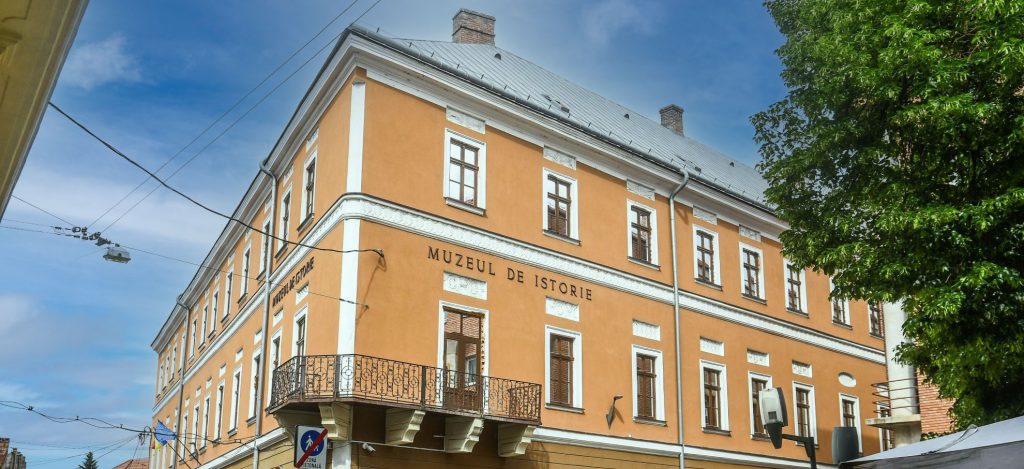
[{"left": 606, "top": 395, "right": 624, "bottom": 428}]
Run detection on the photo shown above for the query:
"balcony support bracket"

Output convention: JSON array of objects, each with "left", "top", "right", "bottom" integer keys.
[
  {"left": 319, "top": 402, "right": 354, "bottom": 441},
  {"left": 272, "top": 410, "right": 321, "bottom": 442},
  {"left": 498, "top": 423, "right": 536, "bottom": 457},
  {"left": 444, "top": 416, "right": 484, "bottom": 453},
  {"left": 385, "top": 409, "right": 425, "bottom": 445}
]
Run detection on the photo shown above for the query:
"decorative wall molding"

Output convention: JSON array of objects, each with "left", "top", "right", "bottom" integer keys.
[
  {"left": 700, "top": 337, "right": 725, "bottom": 356},
  {"left": 739, "top": 225, "right": 761, "bottom": 242},
  {"left": 446, "top": 107, "right": 486, "bottom": 134},
  {"left": 545, "top": 297, "right": 579, "bottom": 321},
  {"left": 443, "top": 271, "right": 488, "bottom": 300},
  {"left": 626, "top": 179, "right": 656, "bottom": 201},
  {"left": 747, "top": 349, "right": 770, "bottom": 367},
  {"left": 632, "top": 320, "right": 660, "bottom": 341},
  {"left": 838, "top": 372, "right": 857, "bottom": 388},
  {"left": 692, "top": 206, "right": 717, "bottom": 225},
  {"left": 543, "top": 146, "right": 577, "bottom": 170},
  {"left": 792, "top": 361, "right": 813, "bottom": 378}
]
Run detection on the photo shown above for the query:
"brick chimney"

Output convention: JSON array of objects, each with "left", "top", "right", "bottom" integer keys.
[
  {"left": 659, "top": 104, "right": 684, "bottom": 136},
  {"left": 452, "top": 9, "right": 495, "bottom": 45}
]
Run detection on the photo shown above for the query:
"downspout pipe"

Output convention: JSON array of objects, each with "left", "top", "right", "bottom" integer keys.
[
  {"left": 669, "top": 171, "right": 691, "bottom": 468},
  {"left": 171, "top": 295, "right": 189, "bottom": 469},
  {"left": 251, "top": 162, "right": 278, "bottom": 469}
]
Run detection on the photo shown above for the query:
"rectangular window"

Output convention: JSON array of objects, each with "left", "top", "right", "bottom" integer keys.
[
  {"left": 229, "top": 370, "right": 241, "bottom": 431},
  {"left": 214, "top": 383, "right": 224, "bottom": 440},
  {"left": 182, "top": 403, "right": 190, "bottom": 453},
  {"left": 190, "top": 319, "right": 197, "bottom": 355},
  {"left": 200, "top": 305, "right": 208, "bottom": 343},
  {"left": 636, "top": 353, "right": 657, "bottom": 420},
  {"left": 840, "top": 394, "right": 862, "bottom": 451},
  {"left": 295, "top": 316, "right": 307, "bottom": 357},
  {"left": 268, "top": 335, "right": 281, "bottom": 402},
  {"left": 786, "top": 262, "right": 806, "bottom": 313},
  {"left": 793, "top": 384, "right": 815, "bottom": 438},
  {"left": 241, "top": 247, "right": 250, "bottom": 298},
  {"left": 210, "top": 293, "right": 218, "bottom": 334},
  {"left": 303, "top": 157, "right": 316, "bottom": 219},
  {"left": 703, "top": 368, "right": 723, "bottom": 429},
  {"left": 869, "top": 302, "right": 885, "bottom": 337},
  {"left": 223, "top": 272, "right": 232, "bottom": 319},
  {"left": 831, "top": 279, "right": 849, "bottom": 325},
  {"left": 879, "top": 404, "right": 894, "bottom": 450},
  {"left": 842, "top": 398, "right": 856, "bottom": 427},
  {"left": 546, "top": 174, "right": 572, "bottom": 237},
  {"left": 201, "top": 396, "right": 210, "bottom": 448},
  {"left": 190, "top": 404, "right": 199, "bottom": 453},
  {"left": 278, "top": 191, "right": 291, "bottom": 253},
  {"left": 549, "top": 334, "right": 574, "bottom": 406},
  {"left": 695, "top": 229, "right": 718, "bottom": 284},
  {"left": 249, "top": 353, "right": 261, "bottom": 419},
  {"left": 447, "top": 138, "right": 481, "bottom": 206},
  {"left": 741, "top": 246, "right": 763, "bottom": 299},
  {"left": 259, "top": 219, "right": 270, "bottom": 274},
  {"left": 629, "top": 204, "right": 653, "bottom": 263},
  {"left": 750, "top": 376, "right": 769, "bottom": 436}
]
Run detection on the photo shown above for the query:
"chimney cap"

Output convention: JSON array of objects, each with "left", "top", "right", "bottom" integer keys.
[
  {"left": 453, "top": 8, "right": 495, "bottom": 21},
  {"left": 659, "top": 103, "right": 684, "bottom": 114}
]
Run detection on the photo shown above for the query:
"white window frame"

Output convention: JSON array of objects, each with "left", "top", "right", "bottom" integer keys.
[
  {"left": 839, "top": 393, "right": 863, "bottom": 452},
  {"left": 277, "top": 190, "right": 292, "bottom": 252},
  {"left": 190, "top": 318, "right": 197, "bottom": 355},
  {"left": 214, "top": 381, "right": 224, "bottom": 441},
  {"left": 544, "top": 325, "right": 583, "bottom": 408},
  {"left": 229, "top": 368, "right": 241, "bottom": 431},
  {"left": 699, "top": 359, "right": 729, "bottom": 431},
  {"left": 267, "top": 331, "right": 282, "bottom": 403},
  {"left": 443, "top": 129, "right": 487, "bottom": 211},
  {"left": 626, "top": 199, "right": 659, "bottom": 266},
  {"left": 435, "top": 301, "right": 490, "bottom": 382},
  {"left": 541, "top": 167, "right": 580, "bottom": 241},
  {"left": 241, "top": 245, "right": 251, "bottom": 297},
  {"left": 830, "top": 277, "right": 850, "bottom": 324},
  {"left": 632, "top": 345, "right": 666, "bottom": 421},
  {"left": 305, "top": 127, "right": 319, "bottom": 151},
  {"left": 692, "top": 226, "right": 722, "bottom": 285},
  {"left": 300, "top": 150, "right": 317, "bottom": 220},
  {"left": 223, "top": 271, "right": 233, "bottom": 319},
  {"left": 201, "top": 395, "right": 210, "bottom": 448},
  {"left": 210, "top": 291, "right": 218, "bottom": 334},
  {"left": 877, "top": 402, "right": 894, "bottom": 451},
  {"left": 784, "top": 259, "right": 808, "bottom": 313},
  {"left": 292, "top": 307, "right": 308, "bottom": 358},
  {"left": 739, "top": 243, "right": 766, "bottom": 299},
  {"left": 748, "top": 371, "right": 773, "bottom": 436},
  {"left": 182, "top": 399, "right": 191, "bottom": 452},
  {"left": 792, "top": 382, "right": 818, "bottom": 439},
  {"left": 190, "top": 403, "right": 199, "bottom": 452},
  {"left": 248, "top": 351, "right": 262, "bottom": 419},
  {"left": 259, "top": 219, "right": 270, "bottom": 274}
]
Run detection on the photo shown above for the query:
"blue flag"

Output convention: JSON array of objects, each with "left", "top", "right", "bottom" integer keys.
[{"left": 154, "top": 421, "right": 175, "bottom": 448}]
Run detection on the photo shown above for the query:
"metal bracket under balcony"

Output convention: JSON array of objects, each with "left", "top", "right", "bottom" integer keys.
[{"left": 267, "top": 354, "right": 542, "bottom": 426}]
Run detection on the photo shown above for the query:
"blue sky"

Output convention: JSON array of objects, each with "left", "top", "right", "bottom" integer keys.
[{"left": 0, "top": 1, "right": 784, "bottom": 467}]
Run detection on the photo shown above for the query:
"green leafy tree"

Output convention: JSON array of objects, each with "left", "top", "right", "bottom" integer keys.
[
  {"left": 79, "top": 451, "right": 99, "bottom": 469},
  {"left": 753, "top": 0, "right": 1024, "bottom": 427}
]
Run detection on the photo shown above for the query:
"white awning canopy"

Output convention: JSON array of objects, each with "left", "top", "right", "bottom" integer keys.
[{"left": 843, "top": 415, "right": 1024, "bottom": 468}]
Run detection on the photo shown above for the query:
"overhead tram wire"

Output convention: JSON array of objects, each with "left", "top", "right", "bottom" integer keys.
[
  {"left": 86, "top": 0, "right": 365, "bottom": 230},
  {"left": 10, "top": 195, "right": 76, "bottom": 226},
  {"left": 47, "top": 103, "right": 383, "bottom": 260},
  {"left": 95, "top": 0, "right": 383, "bottom": 236},
  {"left": 0, "top": 223, "right": 369, "bottom": 308}
]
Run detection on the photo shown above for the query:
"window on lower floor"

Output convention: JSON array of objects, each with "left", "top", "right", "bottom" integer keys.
[
  {"left": 750, "top": 374, "right": 770, "bottom": 436},
  {"left": 793, "top": 383, "right": 816, "bottom": 438},
  {"left": 879, "top": 404, "right": 894, "bottom": 450},
  {"left": 549, "top": 334, "right": 574, "bottom": 406},
  {"left": 700, "top": 360, "right": 728, "bottom": 431},
  {"left": 636, "top": 353, "right": 657, "bottom": 420}
]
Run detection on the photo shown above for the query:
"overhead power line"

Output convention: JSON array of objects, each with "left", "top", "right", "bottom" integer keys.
[
  {"left": 89, "top": 0, "right": 366, "bottom": 232},
  {"left": 10, "top": 195, "right": 77, "bottom": 226},
  {"left": 47, "top": 103, "right": 383, "bottom": 260}
]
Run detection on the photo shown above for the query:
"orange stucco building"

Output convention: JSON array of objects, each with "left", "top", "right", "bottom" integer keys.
[{"left": 149, "top": 10, "right": 888, "bottom": 469}]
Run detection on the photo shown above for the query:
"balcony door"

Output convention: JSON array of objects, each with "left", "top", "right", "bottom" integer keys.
[{"left": 442, "top": 308, "right": 483, "bottom": 413}]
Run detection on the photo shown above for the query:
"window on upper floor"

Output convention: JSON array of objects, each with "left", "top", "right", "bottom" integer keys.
[
  {"left": 793, "top": 383, "right": 816, "bottom": 438},
  {"left": 633, "top": 346, "right": 665, "bottom": 421},
  {"left": 542, "top": 169, "right": 579, "bottom": 241},
  {"left": 241, "top": 246, "right": 250, "bottom": 299},
  {"left": 750, "top": 374, "right": 770, "bottom": 437},
  {"left": 628, "top": 201, "right": 658, "bottom": 265},
  {"left": 869, "top": 302, "right": 885, "bottom": 338},
  {"left": 444, "top": 130, "right": 486, "bottom": 212},
  {"left": 277, "top": 191, "right": 291, "bottom": 254},
  {"left": 785, "top": 261, "right": 807, "bottom": 314},
  {"left": 200, "top": 305, "right": 208, "bottom": 344},
  {"left": 259, "top": 219, "right": 270, "bottom": 275},
  {"left": 740, "top": 244, "right": 765, "bottom": 300},
  {"left": 210, "top": 292, "right": 219, "bottom": 335},
  {"left": 223, "top": 272, "right": 232, "bottom": 320},
  {"left": 301, "top": 153, "right": 316, "bottom": 223},
  {"left": 830, "top": 278, "right": 849, "bottom": 325},
  {"left": 701, "top": 361, "right": 728, "bottom": 431},
  {"left": 190, "top": 318, "right": 197, "bottom": 355},
  {"left": 694, "top": 227, "right": 720, "bottom": 285}
]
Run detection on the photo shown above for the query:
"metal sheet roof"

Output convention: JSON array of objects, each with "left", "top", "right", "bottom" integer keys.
[{"left": 356, "top": 29, "right": 770, "bottom": 205}]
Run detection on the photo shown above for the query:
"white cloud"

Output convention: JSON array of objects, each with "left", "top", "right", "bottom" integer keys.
[
  {"left": 62, "top": 34, "right": 144, "bottom": 90},
  {"left": 581, "top": 0, "right": 659, "bottom": 46}
]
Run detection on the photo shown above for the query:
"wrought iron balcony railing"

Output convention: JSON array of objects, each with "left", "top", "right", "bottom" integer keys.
[{"left": 267, "top": 354, "right": 542, "bottom": 424}]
